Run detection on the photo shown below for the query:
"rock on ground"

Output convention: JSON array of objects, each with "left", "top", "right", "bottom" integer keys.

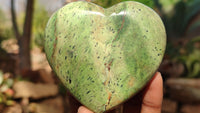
[
  {"left": 13, "top": 81, "right": 58, "bottom": 99},
  {"left": 162, "top": 98, "right": 177, "bottom": 113},
  {"left": 3, "top": 103, "right": 22, "bottom": 113},
  {"left": 181, "top": 104, "right": 200, "bottom": 113},
  {"left": 28, "top": 96, "right": 64, "bottom": 113}
]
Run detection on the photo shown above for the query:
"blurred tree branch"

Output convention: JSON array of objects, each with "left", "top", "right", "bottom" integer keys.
[
  {"left": 10, "top": 0, "right": 34, "bottom": 74},
  {"left": 11, "top": 0, "right": 20, "bottom": 40}
]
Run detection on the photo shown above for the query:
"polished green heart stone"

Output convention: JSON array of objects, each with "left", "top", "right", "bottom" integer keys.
[{"left": 45, "top": 1, "right": 166, "bottom": 113}]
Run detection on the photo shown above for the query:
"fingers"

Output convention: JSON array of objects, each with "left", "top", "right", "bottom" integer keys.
[
  {"left": 78, "top": 106, "right": 94, "bottom": 113},
  {"left": 141, "top": 72, "right": 163, "bottom": 113}
]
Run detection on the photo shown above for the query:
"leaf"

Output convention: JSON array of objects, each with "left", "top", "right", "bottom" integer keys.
[
  {"left": 5, "top": 79, "right": 14, "bottom": 88},
  {"left": 0, "top": 85, "right": 8, "bottom": 92},
  {"left": 6, "top": 100, "right": 15, "bottom": 106},
  {"left": 191, "top": 36, "right": 200, "bottom": 42},
  {"left": 0, "top": 94, "right": 4, "bottom": 103},
  {"left": 192, "top": 62, "right": 200, "bottom": 77},
  {"left": 182, "top": 0, "right": 200, "bottom": 33}
]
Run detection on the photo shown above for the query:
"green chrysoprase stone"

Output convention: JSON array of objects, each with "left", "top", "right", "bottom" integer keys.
[{"left": 45, "top": 1, "right": 166, "bottom": 113}]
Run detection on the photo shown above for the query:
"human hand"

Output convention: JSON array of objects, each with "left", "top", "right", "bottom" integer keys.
[{"left": 78, "top": 72, "right": 163, "bottom": 113}]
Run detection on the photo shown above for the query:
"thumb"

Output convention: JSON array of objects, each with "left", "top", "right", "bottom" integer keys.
[
  {"left": 141, "top": 72, "right": 163, "bottom": 113},
  {"left": 78, "top": 106, "right": 94, "bottom": 113}
]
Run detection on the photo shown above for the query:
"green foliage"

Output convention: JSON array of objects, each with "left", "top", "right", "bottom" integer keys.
[
  {"left": 0, "top": 8, "right": 7, "bottom": 41},
  {"left": 0, "top": 8, "right": 15, "bottom": 55},
  {"left": 167, "top": 36, "right": 200, "bottom": 78},
  {"left": 158, "top": 0, "right": 200, "bottom": 78},
  {"left": 32, "top": 1, "right": 50, "bottom": 50},
  {"left": 1, "top": 1, "right": 49, "bottom": 51},
  {"left": 188, "top": 20, "right": 200, "bottom": 32},
  {"left": 0, "top": 8, "right": 5, "bottom": 24},
  {"left": 92, "top": 0, "right": 155, "bottom": 8},
  {"left": 0, "top": 70, "right": 15, "bottom": 106},
  {"left": 178, "top": 36, "right": 200, "bottom": 78},
  {"left": 155, "top": 0, "right": 200, "bottom": 37}
]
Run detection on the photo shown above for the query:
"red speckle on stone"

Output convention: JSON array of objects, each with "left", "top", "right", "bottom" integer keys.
[
  {"left": 107, "top": 59, "right": 113, "bottom": 72},
  {"left": 108, "top": 67, "right": 111, "bottom": 71}
]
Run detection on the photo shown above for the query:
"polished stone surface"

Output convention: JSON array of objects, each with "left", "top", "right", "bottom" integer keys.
[{"left": 45, "top": 1, "right": 166, "bottom": 113}]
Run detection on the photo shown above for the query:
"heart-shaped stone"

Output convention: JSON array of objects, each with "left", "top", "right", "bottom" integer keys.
[{"left": 45, "top": 1, "right": 166, "bottom": 113}]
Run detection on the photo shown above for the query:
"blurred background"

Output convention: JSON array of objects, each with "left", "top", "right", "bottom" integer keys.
[{"left": 0, "top": 0, "right": 200, "bottom": 113}]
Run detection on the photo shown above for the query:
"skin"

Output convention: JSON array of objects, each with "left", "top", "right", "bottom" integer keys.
[{"left": 78, "top": 72, "right": 163, "bottom": 113}]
